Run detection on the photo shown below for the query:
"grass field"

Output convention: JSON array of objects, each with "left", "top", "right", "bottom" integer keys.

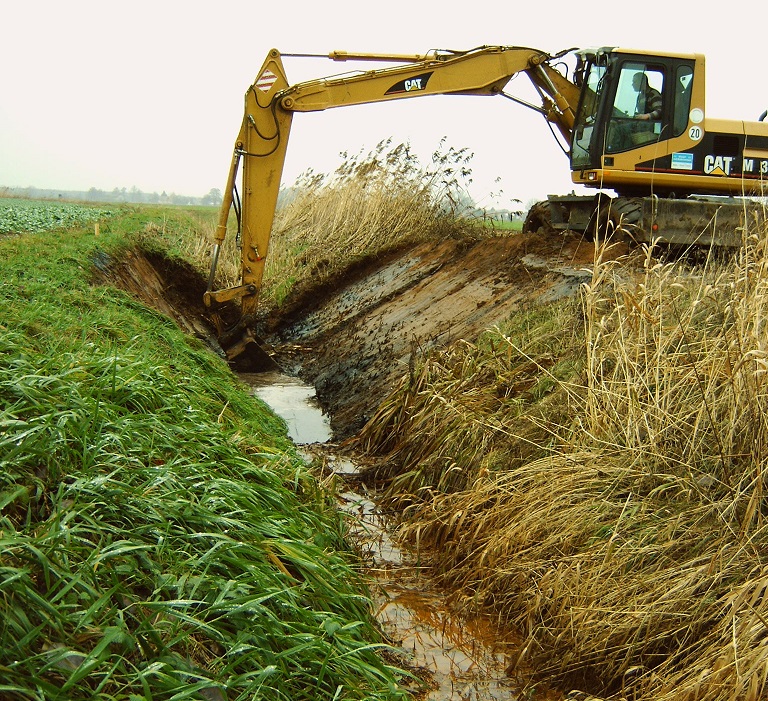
[
  {"left": 0, "top": 198, "right": 116, "bottom": 234},
  {"left": 0, "top": 202, "right": 411, "bottom": 700}
]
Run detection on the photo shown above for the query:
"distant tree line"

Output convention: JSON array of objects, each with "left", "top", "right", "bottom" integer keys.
[{"left": 1, "top": 186, "right": 223, "bottom": 207}]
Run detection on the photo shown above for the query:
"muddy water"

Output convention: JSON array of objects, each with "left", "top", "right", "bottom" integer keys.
[
  {"left": 243, "top": 373, "right": 530, "bottom": 701},
  {"left": 244, "top": 371, "right": 332, "bottom": 444},
  {"left": 339, "top": 489, "right": 524, "bottom": 700}
]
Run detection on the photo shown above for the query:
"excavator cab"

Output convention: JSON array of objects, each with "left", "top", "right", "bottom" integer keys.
[{"left": 571, "top": 48, "right": 697, "bottom": 195}]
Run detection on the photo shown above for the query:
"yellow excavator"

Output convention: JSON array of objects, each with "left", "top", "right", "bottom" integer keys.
[{"left": 204, "top": 44, "right": 768, "bottom": 361}]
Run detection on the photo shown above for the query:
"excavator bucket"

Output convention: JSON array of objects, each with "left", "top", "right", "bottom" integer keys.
[
  {"left": 213, "top": 318, "right": 280, "bottom": 372},
  {"left": 225, "top": 330, "right": 280, "bottom": 372}
]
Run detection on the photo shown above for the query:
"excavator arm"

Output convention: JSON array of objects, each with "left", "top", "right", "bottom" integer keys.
[{"left": 204, "top": 45, "right": 582, "bottom": 357}]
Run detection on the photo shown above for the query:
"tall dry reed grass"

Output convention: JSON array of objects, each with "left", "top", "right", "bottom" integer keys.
[
  {"left": 357, "top": 207, "right": 768, "bottom": 700},
  {"left": 209, "top": 139, "right": 481, "bottom": 311}
]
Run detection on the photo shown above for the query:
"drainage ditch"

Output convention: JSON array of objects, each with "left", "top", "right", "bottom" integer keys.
[{"left": 243, "top": 372, "right": 546, "bottom": 701}]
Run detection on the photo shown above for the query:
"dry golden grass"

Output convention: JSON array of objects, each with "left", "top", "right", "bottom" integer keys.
[
  {"left": 207, "top": 140, "right": 481, "bottom": 311},
  {"left": 356, "top": 207, "right": 768, "bottom": 700}
]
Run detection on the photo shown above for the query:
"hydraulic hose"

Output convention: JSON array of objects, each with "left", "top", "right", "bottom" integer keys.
[{"left": 207, "top": 243, "right": 221, "bottom": 293}]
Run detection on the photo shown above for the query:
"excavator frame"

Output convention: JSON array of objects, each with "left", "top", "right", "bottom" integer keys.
[{"left": 205, "top": 44, "right": 768, "bottom": 361}]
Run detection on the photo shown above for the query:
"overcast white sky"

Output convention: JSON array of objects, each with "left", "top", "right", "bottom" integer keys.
[{"left": 2, "top": 0, "right": 766, "bottom": 208}]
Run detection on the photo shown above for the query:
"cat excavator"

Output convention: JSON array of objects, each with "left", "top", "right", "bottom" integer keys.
[{"left": 204, "top": 44, "right": 768, "bottom": 362}]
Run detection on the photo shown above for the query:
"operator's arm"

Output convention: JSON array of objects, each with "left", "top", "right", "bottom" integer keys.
[{"left": 636, "top": 89, "right": 662, "bottom": 120}]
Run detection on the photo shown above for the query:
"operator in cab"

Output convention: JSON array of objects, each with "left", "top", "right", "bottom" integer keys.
[{"left": 633, "top": 72, "right": 662, "bottom": 121}]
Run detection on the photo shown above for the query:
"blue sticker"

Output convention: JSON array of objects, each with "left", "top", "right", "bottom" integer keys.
[{"left": 671, "top": 152, "right": 694, "bottom": 171}]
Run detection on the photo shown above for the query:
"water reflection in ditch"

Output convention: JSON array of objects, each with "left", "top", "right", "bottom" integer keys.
[
  {"left": 243, "top": 372, "right": 529, "bottom": 701},
  {"left": 244, "top": 372, "right": 332, "bottom": 444},
  {"left": 338, "top": 487, "right": 526, "bottom": 701}
]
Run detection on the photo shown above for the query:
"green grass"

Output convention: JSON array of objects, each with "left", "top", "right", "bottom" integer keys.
[
  {"left": 0, "top": 205, "right": 411, "bottom": 700},
  {"left": 481, "top": 218, "right": 523, "bottom": 232}
]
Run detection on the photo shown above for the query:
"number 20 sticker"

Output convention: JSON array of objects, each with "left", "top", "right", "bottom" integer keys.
[{"left": 689, "top": 126, "right": 703, "bottom": 141}]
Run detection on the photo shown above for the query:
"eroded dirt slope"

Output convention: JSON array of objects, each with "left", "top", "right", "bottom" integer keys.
[
  {"left": 93, "top": 247, "right": 220, "bottom": 352},
  {"left": 264, "top": 231, "right": 600, "bottom": 438},
  {"left": 97, "top": 231, "right": 605, "bottom": 439}
]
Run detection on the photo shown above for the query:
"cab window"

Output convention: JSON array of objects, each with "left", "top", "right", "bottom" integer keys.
[
  {"left": 605, "top": 62, "right": 665, "bottom": 152},
  {"left": 571, "top": 62, "right": 606, "bottom": 168},
  {"left": 673, "top": 65, "right": 693, "bottom": 136}
]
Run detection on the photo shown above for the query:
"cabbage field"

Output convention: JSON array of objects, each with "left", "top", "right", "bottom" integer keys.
[{"left": 0, "top": 198, "right": 115, "bottom": 234}]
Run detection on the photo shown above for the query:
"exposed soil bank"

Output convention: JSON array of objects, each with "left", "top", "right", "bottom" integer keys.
[
  {"left": 96, "top": 230, "right": 603, "bottom": 700},
  {"left": 93, "top": 247, "right": 220, "bottom": 353},
  {"left": 263, "top": 231, "right": 599, "bottom": 438},
  {"left": 98, "top": 231, "right": 601, "bottom": 439}
]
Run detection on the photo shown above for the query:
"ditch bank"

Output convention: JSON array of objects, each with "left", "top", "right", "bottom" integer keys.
[
  {"left": 97, "top": 231, "right": 604, "bottom": 441},
  {"left": 96, "top": 230, "right": 608, "bottom": 699},
  {"left": 244, "top": 372, "right": 543, "bottom": 700},
  {"left": 261, "top": 231, "right": 602, "bottom": 439}
]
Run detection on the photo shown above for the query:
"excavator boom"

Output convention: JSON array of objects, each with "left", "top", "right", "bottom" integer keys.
[{"left": 204, "top": 45, "right": 582, "bottom": 354}]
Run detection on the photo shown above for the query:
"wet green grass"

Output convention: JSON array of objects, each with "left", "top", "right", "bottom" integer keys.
[{"left": 0, "top": 205, "right": 410, "bottom": 700}]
